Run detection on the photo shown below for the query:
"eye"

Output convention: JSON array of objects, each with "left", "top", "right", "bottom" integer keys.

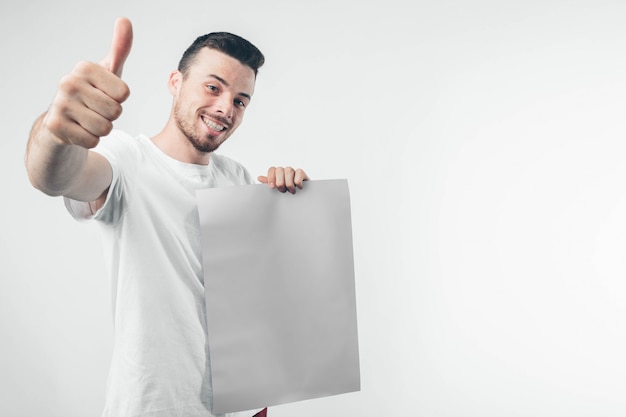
[
  {"left": 234, "top": 99, "right": 247, "bottom": 108},
  {"left": 206, "top": 84, "right": 219, "bottom": 93}
]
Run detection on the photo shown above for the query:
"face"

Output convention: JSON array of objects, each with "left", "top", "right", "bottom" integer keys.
[{"left": 170, "top": 48, "right": 256, "bottom": 154}]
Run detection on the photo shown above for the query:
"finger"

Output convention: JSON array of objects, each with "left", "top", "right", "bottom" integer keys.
[
  {"left": 44, "top": 110, "right": 101, "bottom": 149},
  {"left": 294, "top": 168, "right": 309, "bottom": 189},
  {"left": 284, "top": 167, "right": 296, "bottom": 194},
  {"left": 82, "top": 63, "right": 130, "bottom": 103},
  {"left": 69, "top": 61, "right": 130, "bottom": 103},
  {"left": 69, "top": 72, "right": 125, "bottom": 119},
  {"left": 51, "top": 95, "right": 114, "bottom": 140},
  {"left": 257, "top": 176, "right": 268, "bottom": 184},
  {"left": 55, "top": 71, "right": 124, "bottom": 126},
  {"left": 274, "top": 167, "right": 286, "bottom": 193},
  {"left": 100, "top": 17, "right": 133, "bottom": 77},
  {"left": 264, "top": 167, "right": 276, "bottom": 189},
  {"left": 71, "top": 104, "right": 115, "bottom": 138}
]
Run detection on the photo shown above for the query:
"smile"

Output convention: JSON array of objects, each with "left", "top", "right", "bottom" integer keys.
[{"left": 202, "top": 116, "right": 227, "bottom": 132}]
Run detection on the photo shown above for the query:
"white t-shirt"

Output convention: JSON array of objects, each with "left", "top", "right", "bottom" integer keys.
[{"left": 65, "top": 131, "right": 261, "bottom": 417}]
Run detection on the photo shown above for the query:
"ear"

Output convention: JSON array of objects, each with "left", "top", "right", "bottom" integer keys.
[{"left": 168, "top": 70, "right": 182, "bottom": 96}]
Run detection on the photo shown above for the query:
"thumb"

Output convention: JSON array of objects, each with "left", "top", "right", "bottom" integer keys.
[
  {"left": 257, "top": 176, "right": 277, "bottom": 189},
  {"left": 100, "top": 17, "right": 133, "bottom": 77}
]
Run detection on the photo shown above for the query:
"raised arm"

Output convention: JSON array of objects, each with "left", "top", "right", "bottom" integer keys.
[{"left": 25, "top": 17, "right": 133, "bottom": 203}]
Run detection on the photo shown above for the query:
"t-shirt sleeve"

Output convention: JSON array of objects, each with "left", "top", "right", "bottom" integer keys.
[{"left": 64, "top": 130, "right": 137, "bottom": 225}]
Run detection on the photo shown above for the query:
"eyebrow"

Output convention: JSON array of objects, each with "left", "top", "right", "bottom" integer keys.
[{"left": 208, "top": 74, "right": 252, "bottom": 100}]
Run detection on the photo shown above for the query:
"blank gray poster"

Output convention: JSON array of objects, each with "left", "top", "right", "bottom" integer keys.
[{"left": 197, "top": 179, "right": 360, "bottom": 414}]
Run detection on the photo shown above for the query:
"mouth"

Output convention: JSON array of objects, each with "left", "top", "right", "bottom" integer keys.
[{"left": 201, "top": 115, "right": 228, "bottom": 133}]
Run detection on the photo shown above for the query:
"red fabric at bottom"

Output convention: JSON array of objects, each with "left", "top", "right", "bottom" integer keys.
[{"left": 252, "top": 408, "right": 268, "bottom": 417}]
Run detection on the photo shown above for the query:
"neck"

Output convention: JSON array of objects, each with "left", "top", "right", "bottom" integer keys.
[{"left": 151, "top": 121, "right": 211, "bottom": 165}]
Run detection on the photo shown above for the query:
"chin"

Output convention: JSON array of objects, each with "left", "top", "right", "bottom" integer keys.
[{"left": 187, "top": 135, "right": 224, "bottom": 154}]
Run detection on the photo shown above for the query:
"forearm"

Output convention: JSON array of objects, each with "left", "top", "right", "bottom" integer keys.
[{"left": 25, "top": 113, "right": 90, "bottom": 197}]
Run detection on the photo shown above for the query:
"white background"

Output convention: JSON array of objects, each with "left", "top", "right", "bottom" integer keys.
[{"left": 2, "top": 1, "right": 626, "bottom": 416}]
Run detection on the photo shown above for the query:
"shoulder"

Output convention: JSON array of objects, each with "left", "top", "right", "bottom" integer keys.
[
  {"left": 99, "top": 129, "right": 141, "bottom": 150},
  {"left": 93, "top": 130, "right": 143, "bottom": 164}
]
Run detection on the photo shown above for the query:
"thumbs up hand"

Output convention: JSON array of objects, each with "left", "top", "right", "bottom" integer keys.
[{"left": 44, "top": 17, "right": 133, "bottom": 149}]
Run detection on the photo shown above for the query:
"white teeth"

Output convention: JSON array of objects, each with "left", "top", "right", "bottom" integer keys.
[{"left": 203, "top": 117, "right": 225, "bottom": 131}]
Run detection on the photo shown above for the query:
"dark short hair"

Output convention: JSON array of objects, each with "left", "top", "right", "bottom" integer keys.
[{"left": 178, "top": 32, "right": 265, "bottom": 77}]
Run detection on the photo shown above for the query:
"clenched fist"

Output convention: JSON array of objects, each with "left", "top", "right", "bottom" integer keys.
[{"left": 44, "top": 17, "right": 133, "bottom": 149}]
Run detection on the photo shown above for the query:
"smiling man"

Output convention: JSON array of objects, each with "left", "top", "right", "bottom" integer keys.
[{"left": 25, "top": 17, "right": 305, "bottom": 417}]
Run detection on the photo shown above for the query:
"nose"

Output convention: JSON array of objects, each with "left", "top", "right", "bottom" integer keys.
[{"left": 215, "top": 93, "right": 234, "bottom": 119}]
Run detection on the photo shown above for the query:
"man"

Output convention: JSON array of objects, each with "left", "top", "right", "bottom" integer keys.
[{"left": 25, "top": 17, "right": 306, "bottom": 417}]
